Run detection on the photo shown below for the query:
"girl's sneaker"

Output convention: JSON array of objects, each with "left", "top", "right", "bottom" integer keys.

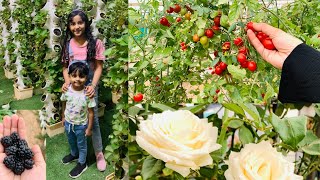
[
  {"left": 69, "top": 162, "right": 88, "bottom": 178},
  {"left": 96, "top": 152, "right": 106, "bottom": 171},
  {"left": 62, "top": 154, "right": 78, "bottom": 164}
]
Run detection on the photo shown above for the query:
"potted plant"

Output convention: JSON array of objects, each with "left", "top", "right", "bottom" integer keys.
[
  {"left": 13, "top": 77, "right": 34, "bottom": 100},
  {"left": 46, "top": 113, "right": 64, "bottom": 138},
  {"left": 98, "top": 102, "right": 106, "bottom": 118},
  {"left": 4, "top": 64, "right": 16, "bottom": 79}
]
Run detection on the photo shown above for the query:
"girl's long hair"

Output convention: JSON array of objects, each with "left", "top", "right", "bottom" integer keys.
[{"left": 61, "top": 9, "right": 96, "bottom": 65}]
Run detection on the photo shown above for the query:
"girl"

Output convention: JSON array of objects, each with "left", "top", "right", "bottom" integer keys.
[{"left": 61, "top": 9, "right": 106, "bottom": 172}]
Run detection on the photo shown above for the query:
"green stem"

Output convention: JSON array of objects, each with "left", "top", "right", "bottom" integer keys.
[
  {"left": 261, "top": 7, "right": 291, "bottom": 32},
  {"left": 302, "top": 156, "right": 316, "bottom": 177},
  {"left": 297, "top": 152, "right": 304, "bottom": 175},
  {"left": 218, "top": 108, "right": 230, "bottom": 145}
]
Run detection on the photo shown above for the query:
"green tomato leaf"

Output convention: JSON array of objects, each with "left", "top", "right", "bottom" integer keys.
[
  {"left": 228, "top": 22, "right": 237, "bottom": 33},
  {"left": 238, "top": 103, "right": 260, "bottom": 122},
  {"left": 166, "top": 29, "right": 175, "bottom": 39},
  {"left": 228, "top": 119, "right": 244, "bottom": 129},
  {"left": 196, "top": 17, "right": 207, "bottom": 29},
  {"left": 199, "top": 167, "right": 214, "bottom": 178},
  {"left": 301, "top": 139, "right": 320, "bottom": 155},
  {"left": 222, "top": 103, "right": 245, "bottom": 116},
  {"left": 239, "top": 125, "right": 254, "bottom": 145},
  {"left": 227, "top": 65, "right": 246, "bottom": 80},
  {"left": 217, "top": 0, "right": 228, "bottom": 5},
  {"left": 128, "top": 106, "right": 144, "bottom": 117},
  {"left": 298, "top": 130, "right": 318, "bottom": 147},
  {"left": 264, "top": 83, "right": 275, "bottom": 102},
  {"left": 270, "top": 113, "right": 307, "bottom": 149},
  {"left": 220, "top": 14, "right": 229, "bottom": 28},
  {"left": 150, "top": 103, "right": 176, "bottom": 112},
  {"left": 141, "top": 156, "right": 164, "bottom": 180},
  {"left": 179, "top": 104, "right": 207, "bottom": 114},
  {"left": 229, "top": 1, "right": 242, "bottom": 23}
]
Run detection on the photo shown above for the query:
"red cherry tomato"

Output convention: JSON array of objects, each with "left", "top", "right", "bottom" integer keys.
[
  {"left": 246, "top": 22, "right": 254, "bottom": 31},
  {"left": 133, "top": 93, "right": 143, "bottom": 102},
  {"left": 262, "top": 38, "right": 276, "bottom": 50},
  {"left": 214, "top": 50, "right": 219, "bottom": 57},
  {"left": 205, "top": 29, "right": 214, "bottom": 38},
  {"left": 222, "top": 42, "right": 231, "bottom": 51},
  {"left": 240, "top": 60, "right": 248, "bottom": 68},
  {"left": 212, "top": 25, "right": 220, "bottom": 33},
  {"left": 233, "top": 37, "right": 243, "bottom": 46},
  {"left": 247, "top": 61, "right": 257, "bottom": 72},
  {"left": 214, "top": 16, "right": 220, "bottom": 26},
  {"left": 219, "top": 62, "right": 227, "bottom": 70},
  {"left": 238, "top": 47, "right": 248, "bottom": 55},
  {"left": 176, "top": 17, "right": 182, "bottom": 22},
  {"left": 256, "top": 32, "right": 268, "bottom": 42},
  {"left": 160, "top": 17, "right": 169, "bottom": 26},
  {"left": 216, "top": 89, "right": 220, "bottom": 94},
  {"left": 237, "top": 53, "right": 247, "bottom": 64},
  {"left": 174, "top": 4, "right": 181, "bottom": 13},
  {"left": 215, "top": 66, "right": 223, "bottom": 75}
]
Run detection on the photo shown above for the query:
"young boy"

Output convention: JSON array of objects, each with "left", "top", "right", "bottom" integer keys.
[{"left": 60, "top": 61, "right": 96, "bottom": 178}]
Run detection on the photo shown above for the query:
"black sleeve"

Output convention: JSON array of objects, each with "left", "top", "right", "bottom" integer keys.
[{"left": 278, "top": 43, "right": 320, "bottom": 103}]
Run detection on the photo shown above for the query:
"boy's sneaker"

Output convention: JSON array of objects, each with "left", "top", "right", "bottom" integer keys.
[
  {"left": 69, "top": 162, "right": 88, "bottom": 178},
  {"left": 62, "top": 154, "right": 78, "bottom": 164}
]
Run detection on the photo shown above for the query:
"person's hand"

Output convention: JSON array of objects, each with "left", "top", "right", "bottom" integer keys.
[
  {"left": 85, "top": 128, "right": 92, "bottom": 136},
  {"left": 247, "top": 22, "right": 303, "bottom": 69},
  {"left": 61, "top": 117, "right": 65, "bottom": 125},
  {"left": 85, "top": 85, "right": 95, "bottom": 98},
  {"left": 61, "top": 82, "right": 70, "bottom": 93},
  {"left": 0, "top": 115, "right": 46, "bottom": 180}
]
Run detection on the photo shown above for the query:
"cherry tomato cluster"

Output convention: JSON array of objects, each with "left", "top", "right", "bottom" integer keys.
[
  {"left": 180, "top": 42, "right": 188, "bottom": 51},
  {"left": 133, "top": 93, "right": 143, "bottom": 102},
  {"left": 166, "top": 4, "right": 181, "bottom": 14},
  {"left": 192, "top": 12, "right": 221, "bottom": 48},
  {"left": 247, "top": 22, "right": 276, "bottom": 50},
  {"left": 164, "top": 4, "right": 193, "bottom": 25},
  {"left": 212, "top": 61, "right": 228, "bottom": 75}
]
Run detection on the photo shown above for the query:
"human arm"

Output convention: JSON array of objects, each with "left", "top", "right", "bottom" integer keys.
[
  {"left": 246, "top": 22, "right": 303, "bottom": 69},
  {"left": 62, "top": 63, "right": 70, "bottom": 93},
  {"left": 85, "top": 39, "right": 105, "bottom": 98},
  {"left": 85, "top": 60, "right": 103, "bottom": 98},
  {"left": 85, "top": 108, "right": 94, "bottom": 136},
  {"left": 61, "top": 101, "right": 66, "bottom": 124},
  {"left": 247, "top": 22, "right": 320, "bottom": 103}
]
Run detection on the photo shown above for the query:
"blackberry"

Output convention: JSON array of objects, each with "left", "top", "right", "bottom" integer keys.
[
  {"left": 10, "top": 132, "right": 20, "bottom": 143},
  {"left": 14, "top": 161, "right": 25, "bottom": 175},
  {"left": 3, "top": 155, "right": 16, "bottom": 170},
  {"left": 5, "top": 146, "right": 18, "bottom": 156},
  {"left": 2, "top": 132, "right": 34, "bottom": 174},
  {"left": 1, "top": 136, "right": 13, "bottom": 148},
  {"left": 24, "top": 159, "right": 34, "bottom": 169},
  {"left": 17, "top": 146, "right": 33, "bottom": 159},
  {"left": 15, "top": 139, "right": 28, "bottom": 148}
]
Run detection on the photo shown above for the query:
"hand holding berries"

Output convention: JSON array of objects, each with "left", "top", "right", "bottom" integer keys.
[
  {"left": 0, "top": 114, "right": 46, "bottom": 179},
  {"left": 1, "top": 132, "right": 34, "bottom": 175}
]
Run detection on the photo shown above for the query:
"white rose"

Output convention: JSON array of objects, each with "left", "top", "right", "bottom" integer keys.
[
  {"left": 225, "top": 141, "right": 303, "bottom": 180},
  {"left": 136, "top": 110, "right": 221, "bottom": 177}
]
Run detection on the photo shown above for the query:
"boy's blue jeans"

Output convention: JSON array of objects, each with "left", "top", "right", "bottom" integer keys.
[{"left": 64, "top": 121, "right": 87, "bottom": 165}]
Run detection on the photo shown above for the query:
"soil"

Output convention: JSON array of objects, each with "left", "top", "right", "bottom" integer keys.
[{"left": 16, "top": 110, "right": 45, "bottom": 159}]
